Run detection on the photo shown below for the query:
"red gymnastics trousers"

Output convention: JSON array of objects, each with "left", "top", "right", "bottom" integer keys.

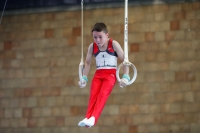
[{"left": 85, "top": 69, "right": 116, "bottom": 124}]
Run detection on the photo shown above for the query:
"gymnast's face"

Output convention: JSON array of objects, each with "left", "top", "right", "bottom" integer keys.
[{"left": 92, "top": 31, "right": 108, "bottom": 47}]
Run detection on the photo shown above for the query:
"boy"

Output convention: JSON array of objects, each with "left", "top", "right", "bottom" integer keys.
[{"left": 78, "top": 22, "right": 130, "bottom": 127}]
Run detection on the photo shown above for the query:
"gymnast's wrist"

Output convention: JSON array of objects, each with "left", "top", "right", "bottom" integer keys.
[
  {"left": 122, "top": 74, "right": 130, "bottom": 81},
  {"left": 82, "top": 75, "right": 88, "bottom": 82}
]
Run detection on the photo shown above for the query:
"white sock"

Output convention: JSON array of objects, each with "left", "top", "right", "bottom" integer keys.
[
  {"left": 85, "top": 116, "right": 95, "bottom": 127},
  {"left": 78, "top": 118, "right": 88, "bottom": 127}
]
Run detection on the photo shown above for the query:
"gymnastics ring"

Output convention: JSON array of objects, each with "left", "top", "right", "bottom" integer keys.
[{"left": 116, "top": 61, "right": 137, "bottom": 85}]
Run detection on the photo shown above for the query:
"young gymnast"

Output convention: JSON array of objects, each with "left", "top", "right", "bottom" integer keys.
[{"left": 78, "top": 22, "right": 130, "bottom": 127}]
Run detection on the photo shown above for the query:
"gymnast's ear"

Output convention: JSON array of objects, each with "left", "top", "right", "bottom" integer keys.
[{"left": 106, "top": 33, "right": 109, "bottom": 37}]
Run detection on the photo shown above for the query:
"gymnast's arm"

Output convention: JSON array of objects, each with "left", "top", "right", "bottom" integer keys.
[
  {"left": 113, "top": 40, "right": 129, "bottom": 75},
  {"left": 83, "top": 43, "right": 93, "bottom": 76}
]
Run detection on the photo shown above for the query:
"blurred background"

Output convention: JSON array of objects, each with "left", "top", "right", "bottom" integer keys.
[
  {"left": 0, "top": 0, "right": 200, "bottom": 133},
  {"left": 1, "top": 0, "right": 197, "bottom": 12}
]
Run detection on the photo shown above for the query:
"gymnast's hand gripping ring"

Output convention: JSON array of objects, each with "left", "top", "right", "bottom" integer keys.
[{"left": 116, "top": 61, "right": 137, "bottom": 85}]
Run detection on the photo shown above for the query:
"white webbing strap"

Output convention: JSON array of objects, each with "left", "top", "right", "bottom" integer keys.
[
  {"left": 79, "top": 0, "right": 84, "bottom": 81},
  {"left": 81, "top": 0, "right": 84, "bottom": 62},
  {"left": 116, "top": 0, "right": 137, "bottom": 86}
]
